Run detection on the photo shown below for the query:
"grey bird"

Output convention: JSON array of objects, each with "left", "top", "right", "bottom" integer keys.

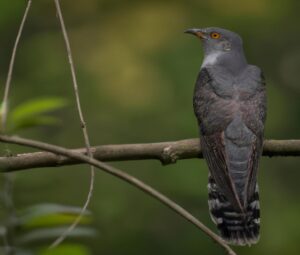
[{"left": 185, "top": 27, "right": 267, "bottom": 245}]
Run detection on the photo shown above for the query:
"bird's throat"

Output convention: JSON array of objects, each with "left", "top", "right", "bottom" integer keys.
[
  {"left": 201, "top": 52, "right": 222, "bottom": 68},
  {"left": 201, "top": 51, "right": 248, "bottom": 75}
]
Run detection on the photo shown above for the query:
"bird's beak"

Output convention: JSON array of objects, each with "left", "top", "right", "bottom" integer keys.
[{"left": 184, "top": 28, "right": 207, "bottom": 39}]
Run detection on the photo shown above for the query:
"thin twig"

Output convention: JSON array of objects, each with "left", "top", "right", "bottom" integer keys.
[
  {"left": 0, "top": 138, "right": 299, "bottom": 172},
  {"left": 0, "top": 134, "right": 236, "bottom": 255},
  {"left": 0, "top": 2, "right": 32, "bottom": 254},
  {"left": 1, "top": 0, "right": 32, "bottom": 131},
  {"left": 51, "top": 0, "right": 94, "bottom": 248}
]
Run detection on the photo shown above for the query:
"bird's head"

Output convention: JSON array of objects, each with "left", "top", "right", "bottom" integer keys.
[{"left": 185, "top": 27, "right": 243, "bottom": 56}]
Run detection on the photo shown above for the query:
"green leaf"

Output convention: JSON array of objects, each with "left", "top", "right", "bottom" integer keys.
[
  {"left": 38, "top": 244, "right": 91, "bottom": 255},
  {"left": 16, "top": 227, "right": 96, "bottom": 245},
  {"left": 12, "top": 116, "right": 61, "bottom": 131},
  {"left": 19, "top": 204, "right": 91, "bottom": 229},
  {"left": 9, "top": 97, "right": 68, "bottom": 131},
  {"left": 21, "top": 214, "right": 91, "bottom": 229},
  {"left": 12, "top": 98, "right": 67, "bottom": 120},
  {"left": 20, "top": 203, "right": 91, "bottom": 218}
]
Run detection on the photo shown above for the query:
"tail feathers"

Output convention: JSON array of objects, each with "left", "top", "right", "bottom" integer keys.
[{"left": 208, "top": 175, "right": 260, "bottom": 246}]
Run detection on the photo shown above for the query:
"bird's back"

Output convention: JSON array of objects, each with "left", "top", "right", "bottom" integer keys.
[{"left": 194, "top": 65, "right": 266, "bottom": 245}]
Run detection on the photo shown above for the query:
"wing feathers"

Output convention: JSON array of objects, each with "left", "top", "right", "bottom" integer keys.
[
  {"left": 194, "top": 67, "right": 266, "bottom": 212},
  {"left": 201, "top": 133, "right": 244, "bottom": 212}
]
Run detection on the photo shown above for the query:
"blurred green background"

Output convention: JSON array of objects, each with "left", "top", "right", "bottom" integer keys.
[{"left": 1, "top": 0, "right": 300, "bottom": 254}]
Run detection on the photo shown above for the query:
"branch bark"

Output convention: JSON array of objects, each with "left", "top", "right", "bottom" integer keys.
[
  {"left": 0, "top": 134, "right": 236, "bottom": 255},
  {"left": 0, "top": 138, "right": 299, "bottom": 172}
]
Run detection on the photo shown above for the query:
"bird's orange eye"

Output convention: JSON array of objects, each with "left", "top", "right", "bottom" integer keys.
[{"left": 210, "top": 32, "right": 221, "bottom": 39}]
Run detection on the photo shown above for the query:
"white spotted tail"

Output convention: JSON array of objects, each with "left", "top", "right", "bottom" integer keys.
[{"left": 208, "top": 175, "right": 260, "bottom": 246}]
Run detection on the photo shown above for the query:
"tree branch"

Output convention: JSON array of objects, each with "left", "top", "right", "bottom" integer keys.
[
  {"left": 0, "top": 134, "right": 236, "bottom": 255},
  {"left": 0, "top": 138, "right": 299, "bottom": 172}
]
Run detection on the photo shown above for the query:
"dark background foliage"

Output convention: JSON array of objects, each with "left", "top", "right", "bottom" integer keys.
[{"left": 1, "top": 0, "right": 300, "bottom": 254}]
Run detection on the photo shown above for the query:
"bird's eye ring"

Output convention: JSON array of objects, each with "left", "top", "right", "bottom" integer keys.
[{"left": 210, "top": 32, "right": 221, "bottom": 39}]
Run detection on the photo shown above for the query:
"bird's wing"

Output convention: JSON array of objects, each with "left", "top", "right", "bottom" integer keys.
[
  {"left": 201, "top": 132, "right": 244, "bottom": 212},
  {"left": 193, "top": 68, "right": 244, "bottom": 212},
  {"left": 240, "top": 66, "right": 267, "bottom": 202},
  {"left": 194, "top": 67, "right": 267, "bottom": 211}
]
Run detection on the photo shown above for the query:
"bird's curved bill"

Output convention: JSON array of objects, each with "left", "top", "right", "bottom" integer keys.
[{"left": 184, "top": 28, "right": 207, "bottom": 39}]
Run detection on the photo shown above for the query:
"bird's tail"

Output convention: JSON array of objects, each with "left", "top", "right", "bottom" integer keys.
[{"left": 207, "top": 175, "right": 260, "bottom": 246}]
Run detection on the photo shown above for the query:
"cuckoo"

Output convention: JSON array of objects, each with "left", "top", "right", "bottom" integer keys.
[{"left": 185, "top": 27, "right": 267, "bottom": 246}]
